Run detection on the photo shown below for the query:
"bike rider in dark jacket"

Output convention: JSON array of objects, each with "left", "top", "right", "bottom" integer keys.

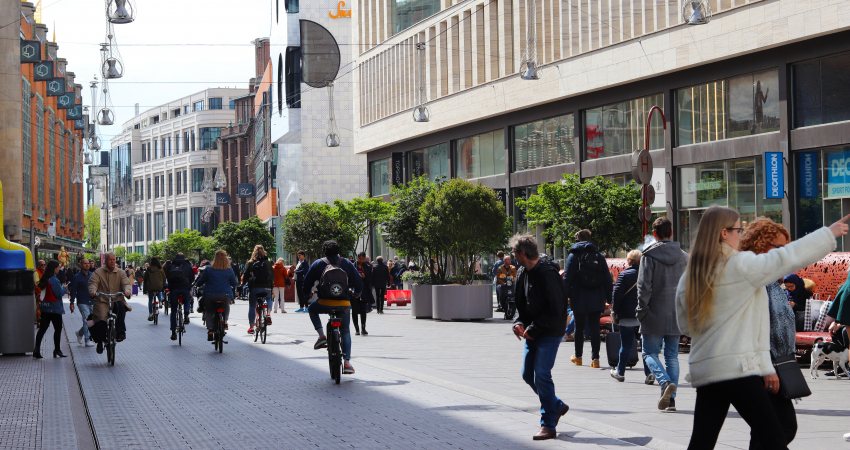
[
  {"left": 164, "top": 253, "right": 195, "bottom": 340},
  {"left": 511, "top": 234, "right": 569, "bottom": 441},
  {"left": 303, "top": 240, "right": 363, "bottom": 375}
]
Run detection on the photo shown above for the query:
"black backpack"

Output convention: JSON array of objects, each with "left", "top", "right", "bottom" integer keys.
[
  {"left": 166, "top": 263, "right": 188, "bottom": 285},
  {"left": 250, "top": 259, "right": 271, "bottom": 284},
  {"left": 576, "top": 250, "right": 606, "bottom": 288},
  {"left": 317, "top": 257, "right": 349, "bottom": 300}
]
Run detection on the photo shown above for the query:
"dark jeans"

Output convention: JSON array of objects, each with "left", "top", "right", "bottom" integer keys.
[
  {"left": 352, "top": 311, "right": 367, "bottom": 333},
  {"left": 374, "top": 286, "right": 387, "bottom": 312},
  {"left": 749, "top": 392, "right": 797, "bottom": 449},
  {"left": 168, "top": 289, "right": 192, "bottom": 331},
  {"left": 688, "top": 376, "right": 787, "bottom": 450},
  {"left": 88, "top": 301, "right": 128, "bottom": 342},
  {"left": 35, "top": 312, "right": 63, "bottom": 354},
  {"left": 496, "top": 284, "right": 507, "bottom": 310},
  {"left": 308, "top": 302, "right": 351, "bottom": 361},
  {"left": 615, "top": 325, "right": 638, "bottom": 376},
  {"left": 573, "top": 311, "right": 601, "bottom": 359},
  {"left": 296, "top": 280, "right": 309, "bottom": 308},
  {"left": 521, "top": 335, "right": 567, "bottom": 430}
]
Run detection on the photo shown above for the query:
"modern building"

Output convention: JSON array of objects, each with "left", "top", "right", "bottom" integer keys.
[
  {"left": 4, "top": 2, "right": 86, "bottom": 258},
  {"left": 355, "top": 0, "right": 850, "bottom": 257},
  {"left": 106, "top": 88, "right": 247, "bottom": 254},
  {"left": 268, "top": 0, "right": 368, "bottom": 256}
]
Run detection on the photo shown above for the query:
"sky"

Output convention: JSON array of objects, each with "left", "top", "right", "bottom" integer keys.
[{"left": 40, "top": 0, "right": 270, "bottom": 147}]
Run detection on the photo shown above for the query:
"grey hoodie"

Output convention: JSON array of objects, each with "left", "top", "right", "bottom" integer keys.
[{"left": 636, "top": 240, "right": 687, "bottom": 336}]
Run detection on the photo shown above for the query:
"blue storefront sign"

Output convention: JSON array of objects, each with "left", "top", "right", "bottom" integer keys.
[
  {"left": 798, "top": 152, "right": 819, "bottom": 199},
  {"left": 826, "top": 149, "right": 850, "bottom": 198},
  {"left": 764, "top": 152, "right": 784, "bottom": 199}
]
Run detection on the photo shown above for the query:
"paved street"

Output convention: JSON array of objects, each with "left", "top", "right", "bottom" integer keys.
[{"left": 2, "top": 294, "right": 849, "bottom": 449}]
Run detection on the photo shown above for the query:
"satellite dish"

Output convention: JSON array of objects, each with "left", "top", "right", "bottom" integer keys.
[{"left": 299, "top": 20, "right": 341, "bottom": 88}]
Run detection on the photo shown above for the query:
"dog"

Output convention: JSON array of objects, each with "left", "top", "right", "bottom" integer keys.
[{"left": 810, "top": 337, "right": 849, "bottom": 379}]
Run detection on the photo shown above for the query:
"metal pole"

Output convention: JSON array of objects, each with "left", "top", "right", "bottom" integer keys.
[{"left": 643, "top": 105, "right": 667, "bottom": 237}]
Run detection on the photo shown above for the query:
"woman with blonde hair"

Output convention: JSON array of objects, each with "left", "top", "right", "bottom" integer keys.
[
  {"left": 194, "top": 249, "right": 239, "bottom": 341},
  {"left": 675, "top": 206, "right": 849, "bottom": 449}
]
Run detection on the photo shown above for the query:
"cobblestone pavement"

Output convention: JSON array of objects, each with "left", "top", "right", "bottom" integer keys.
[{"left": 4, "top": 294, "right": 849, "bottom": 449}]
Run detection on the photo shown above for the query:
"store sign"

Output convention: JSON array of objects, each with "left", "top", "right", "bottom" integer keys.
[
  {"left": 391, "top": 152, "right": 404, "bottom": 186},
  {"left": 493, "top": 188, "right": 507, "bottom": 209},
  {"left": 328, "top": 1, "right": 352, "bottom": 18},
  {"left": 57, "top": 93, "right": 74, "bottom": 109},
  {"left": 46, "top": 78, "right": 66, "bottom": 96},
  {"left": 67, "top": 104, "right": 82, "bottom": 120},
  {"left": 798, "top": 152, "right": 819, "bottom": 199},
  {"left": 826, "top": 149, "right": 850, "bottom": 198},
  {"left": 237, "top": 183, "right": 255, "bottom": 197},
  {"left": 764, "top": 152, "right": 784, "bottom": 199},
  {"left": 215, "top": 193, "right": 231, "bottom": 205},
  {"left": 20, "top": 40, "right": 40, "bottom": 63},
  {"left": 34, "top": 61, "right": 53, "bottom": 81}
]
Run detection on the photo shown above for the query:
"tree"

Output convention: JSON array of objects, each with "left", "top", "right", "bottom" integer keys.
[
  {"left": 419, "top": 178, "right": 509, "bottom": 284},
  {"left": 212, "top": 217, "right": 275, "bottom": 264},
  {"left": 518, "top": 174, "right": 642, "bottom": 255},
  {"left": 147, "top": 241, "right": 165, "bottom": 261},
  {"left": 161, "top": 229, "right": 216, "bottom": 262},
  {"left": 332, "top": 197, "right": 394, "bottom": 255},
  {"left": 126, "top": 252, "right": 145, "bottom": 267},
  {"left": 281, "top": 202, "right": 353, "bottom": 260},
  {"left": 83, "top": 206, "right": 100, "bottom": 251},
  {"left": 113, "top": 245, "right": 127, "bottom": 260},
  {"left": 383, "top": 177, "right": 435, "bottom": 263}
]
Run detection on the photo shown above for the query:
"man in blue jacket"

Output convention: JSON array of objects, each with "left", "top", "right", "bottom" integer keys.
[
  {"left": 69, "top": 259, "right": 94, "bottom": 347},
  {"left": 303, "top": 240, "right": 363, "bottom": 375}
]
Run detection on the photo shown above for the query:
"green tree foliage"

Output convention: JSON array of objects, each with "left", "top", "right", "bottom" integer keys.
[
  {"left": 212, "top": 217, "right": 275, "bottom": 264},
  {"left": 126, "top": 252, "right": 145, "bottom": 267},
  {"left": 383, "top": 177, "right": 435, "bottom": 262},
  {"left": 518, "top": 174, "right": 642, "bottom": 255},
  {"left": 332, "top": 197, "right": 394, "bottom": 255},
  {"left": 83, "top": 206, "right": 100, "bottom": 250},
  {"left": 113, "top": 246, "right": 127, "bottom": 259},
  {"left": 419, "top": 178, "right": 509, "bottom": 284},
  {"left": 160, "top": 229, "right": 216, "bottom": 262},
  {"left": 147, "top": 241, "right": 165, "bottom": 261},
  {"left": 282, "top": 202, "right": 353, "bottom": 260}
]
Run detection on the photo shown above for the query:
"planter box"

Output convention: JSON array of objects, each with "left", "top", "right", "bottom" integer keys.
[
  {"left": 432, "top": 284, "right": 493, "bottom": 321},
  {"left": 410, "top": 284, "right": 433, "bottom": 319}
]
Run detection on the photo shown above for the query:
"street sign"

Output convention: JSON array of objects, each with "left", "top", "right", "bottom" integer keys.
[
  {"left": 641, "top": 184, "right": 656, "bottom": 205},
  {"left": 631, "top": 149, "right": 653, "bottom": 185},
  {"left": 638, "top": 206, "right": 652, "bottom": 222}
]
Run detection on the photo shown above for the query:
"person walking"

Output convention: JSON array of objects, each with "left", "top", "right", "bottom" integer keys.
[
  {"left": 194, "top": 250, "right": 239, "bottom": 341},
  {"left": 68, "top": 259, "right": 94, "bottom": 347},
  {"left": 163, "top": 253, "right": 195, "bottom": 341},
  {"left": 609, "top": 250, "right": 641, "bottom": 383},
  {"left": 353, "top": 252, "right": 373, "bottom": 335},
  {"left": 143, "top": 258, "right": 166, "bottom": 321},
  {"left": 272, "top": 258, "right": 288, "bottom": 313},
  {"left": 636, "top": 217, "right": 688, "bottom": 411},
  {"left": 510, "top": 234, "right": 569, "bottom": 441},
  {"left": 563, "top": 229, "right": 612, "bottom": 368},
  {"left": 372, "top": 256, "right": 390, "bottom": 314},
  {"left": 676, "top": 206, "right": 849, "bottom": 449},
  {"left": 294, "top": 251, "right": 309, "bottom": 312},
  {"left": 243, "top": 245, "right": 274, "bottom": 334},
  {"left": 33, "top": 260, "right": 67, "bottom": 358},
  {"left": 739, "top": 218, "right": 799, "bottom": 449},
  {"left": 390, "top": 257, "right": 405, "bottom": 290}
]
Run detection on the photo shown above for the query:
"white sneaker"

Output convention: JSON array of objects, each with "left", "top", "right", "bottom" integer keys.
[
  {"left": 75, "top": 330, "right": 83, "bottom": 345},
  {"left": 844, "top": 432, "right": 850, "bottom": 442},
  {"left": 84, "top": 339, "right": 92, "bottom": 347},
  {"left": 273, "top": 309, "right": 278, "bottom": 313}
]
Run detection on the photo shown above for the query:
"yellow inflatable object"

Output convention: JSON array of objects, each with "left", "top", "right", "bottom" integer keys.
[{"left": 0, "top": 180, "right": 35, "bottom": 270}]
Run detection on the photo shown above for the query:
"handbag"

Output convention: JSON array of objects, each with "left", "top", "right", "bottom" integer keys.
[{"left": 773, "top": 354, "right": 811, "bottom": 400}]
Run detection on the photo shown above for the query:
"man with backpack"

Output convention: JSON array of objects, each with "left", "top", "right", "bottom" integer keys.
[
  {"left": 562, "top": 229, "right": 612, "bottom": 369},
  {"left": 242, "top": 245, "right": 275, "bottom": 334},
  {"left": 163, "top": 253, "right": 195, "bottom": 341},
  {"left": 303, "top": 240, "right": 363, "bottom": 375}
]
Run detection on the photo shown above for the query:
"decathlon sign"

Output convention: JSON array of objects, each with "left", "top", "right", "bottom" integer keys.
[
  {"left": 798, "top": 152, "right": 819, "bottom": 199},
  {"left": 764, "top": 152, "right": 784, "bottom": 199},
  {"left": 826, "top": 150, "right": 850, "bottom": 198}
]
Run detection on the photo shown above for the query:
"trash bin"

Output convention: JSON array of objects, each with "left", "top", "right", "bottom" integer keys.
[{"left": 0, "top": 269, "right": 35, "bottom": 354}]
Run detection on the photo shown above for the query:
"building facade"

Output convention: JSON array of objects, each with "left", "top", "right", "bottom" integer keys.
[
  {"left": 355, "top": 0, "right": 850, "bottom": 256},
  {"left": 107, "top": 88, "right": 247, "bottom": 254},
  {"left": 9, "top": 2, "right": 86, "bottom": 259}
]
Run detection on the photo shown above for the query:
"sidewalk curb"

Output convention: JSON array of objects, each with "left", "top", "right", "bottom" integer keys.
[{"left": 62, "top": 317, "right": 100, "bottom": 450}]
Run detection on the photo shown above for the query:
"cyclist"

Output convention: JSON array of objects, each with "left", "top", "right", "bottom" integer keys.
[
  {"left": 242, "top": 245, "right": 274, "bottom": 334},
  {"left": 87, "top": 252, "right": 132, "bottom": 353},
  {"left": 496, "top": 255, "right": 517, "bottom": 312},
  {"left": 143, "top": 257, "right": 166, "bottom": 321},
  {"left": 163, "top": 253, "right": 195, "bottom": 341},
  {"left": 194, "top": 250, "right": 239, "bottom": 341},
  {"left": 303, "top": 240, "right": 363, "bottom": 375}
]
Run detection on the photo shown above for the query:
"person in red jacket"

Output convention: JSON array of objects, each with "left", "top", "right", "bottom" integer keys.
[{"left": 272, "top": 258, "right": 288, "bottom": 313}]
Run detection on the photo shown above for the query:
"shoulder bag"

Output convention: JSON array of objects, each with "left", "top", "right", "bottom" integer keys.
[{"left": 773, "top": 354, "right": 811, "bottom": 400}]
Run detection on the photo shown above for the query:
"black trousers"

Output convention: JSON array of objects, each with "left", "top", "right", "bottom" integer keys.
[
  {"left": 352, "top": 311, "right": 367, "bottom": 333},
  {"left": 296, "top": 281, "right": 309, "bottom": 308},
  {"left": 749, "top": 391, "right": 797, "bottom": 449},
  {"left": 374, "top": 286, "right": 387, "bottom": 312},
  {"left": 573, "top": 311, "right": 601, "bottom": 359},
  {"left": 689, "top": 376, "right": 787, "bottom": 450},
  {"left": 35, "top": 312, "right": 63, "bottom": 354}
]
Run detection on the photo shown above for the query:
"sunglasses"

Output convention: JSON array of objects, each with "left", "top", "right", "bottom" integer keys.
[{"left": 725, "top": 227, "right": 744, "bottom": 233}]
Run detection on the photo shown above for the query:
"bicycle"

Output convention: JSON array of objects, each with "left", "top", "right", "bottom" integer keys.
[
  {"left": 253, "top": 292, "right": 269, "bottom": 344},
  {"left": 150, "top": 291, "right": 162, "bottom": 325},
  {"left": 210, "top": 298, "right": 228, "bottom": 353},
  {"left": 503, "top": 276, "right": 516, "bottom": 321},
  {"left": 96, "top": 292, "right": 124, "bottom": 366},
  {"left": 326, "top": 309, "right": 344, "bottom": 384},
  {"left": 174, "top": 293, "right": 187, "bottom": 346},
  {"left": 162, "top": 288, "right": 170, "bottom": 316}
]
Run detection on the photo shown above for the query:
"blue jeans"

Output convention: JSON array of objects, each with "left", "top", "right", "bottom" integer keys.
[
  {"left": 77, "top": 303, "right": 92, "bottom": 341},
  {"left": 248, "top": 288, "right": 273, "bottom": 325},
  {"left": 308, "top": 302, "right": 352, "bottom": 361},
  {"left": 642, "top": 334, "right": 680, "bottom": 397},
  {"left": 168, "top": 289, "right": 192, "bottom": 331},
  {"left": 521, "top": 335, "right": 567, "bottom": 429},
  {"left": 147, "top": 291, "right": 162, "bottom": 314},
  {"left": 615, "top": 325, "right": 638, "bottom": 376},
  {"left": 565, "top": 308, "right": 575, "bottom": 336}
]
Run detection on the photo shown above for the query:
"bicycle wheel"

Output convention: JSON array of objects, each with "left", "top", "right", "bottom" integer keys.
[
  {"left": 153, "top": 308, "right": 159, "bottom": 325},
  {"left": 261, "top": 323, "right": 267, "bottom": 344},
  {"left": 216, "top": 314, "right": 224, "bottom": 353},
  {"left": 254, "top": 315, "right": 261, "bottom": 342},
  {"left": 329, "top": 330, "right": 341, "bottom": 384},
  {"left": 107, "top": 322, "right": 115, "bottom": 366},
  {"left": 177, "top": 308, "right": 183, "bottom": 346}
]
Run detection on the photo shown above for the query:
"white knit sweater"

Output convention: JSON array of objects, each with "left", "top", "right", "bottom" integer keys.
[{"left": 675, "top": 226, "right": 835, "bottom": 388}]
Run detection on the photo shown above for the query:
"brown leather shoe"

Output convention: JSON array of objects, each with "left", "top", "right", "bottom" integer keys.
[
  {"left": 533, "top": 427, "right": 556, "bottom": 440},
  {"left": 590, "top": 359, "right": 601, "bottom": 368},
  {"left": 555, "top": 403, "right": 570, "bottom": 426}
]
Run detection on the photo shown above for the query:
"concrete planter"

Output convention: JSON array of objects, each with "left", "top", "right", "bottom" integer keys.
[
  {"left": 432, "top": 284, "right": 493, "bottom": 321},
  {"left": 410, "top": 284, "right": 433, "bottom": 319}
]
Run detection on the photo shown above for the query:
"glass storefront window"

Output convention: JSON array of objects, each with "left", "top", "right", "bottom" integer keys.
[
  {"left": 793, "top": 51, "right": 850, "bottom": 128},
  {"left": 408, "top": 143, "right": 449, "bottom": 181},
  {"left": 584, "top": 93, "right": 664, "bottom": 160},
  {"left": 391, "top": 0, "right": 440, "bottom": 35},
  {"left": 455, "top": 129, "right": 505, "bottom": 179},
  {"left": 370, "top": 158, "right": 391, "bottom": 196},
  {"left": 795, "top": 147, "right": 850, "bottom": 250},
  {"left": 677, "top": 70, "right": 779, "bottom": 145},
  {"left": 513, "top": 114, "right": 575, "bottom": 171},
  {"left": 678, "top": 156, "right": 782, "bottom": 249}
]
